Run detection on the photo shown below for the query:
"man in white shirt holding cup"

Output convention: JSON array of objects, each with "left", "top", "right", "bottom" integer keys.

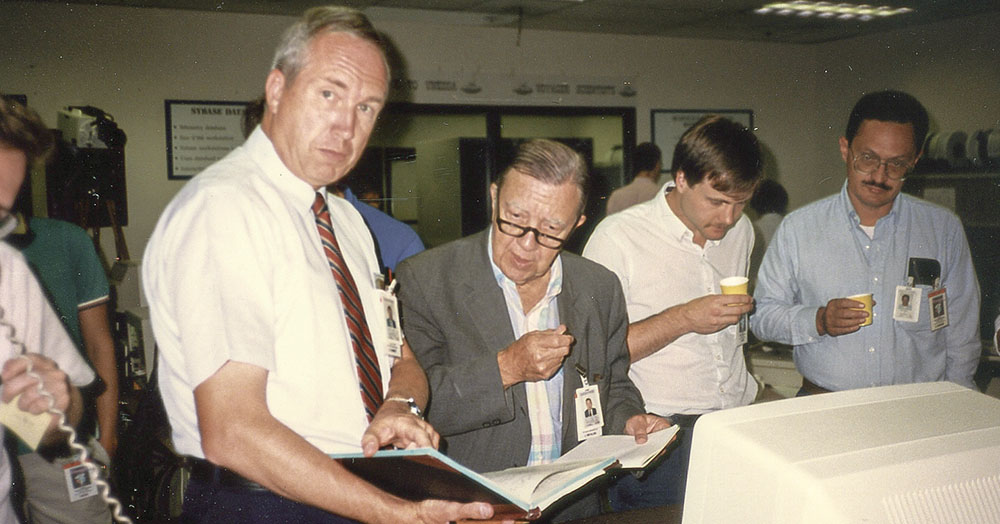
[{"left": 584, "top": 115, "right": 765, "bottom": 510}]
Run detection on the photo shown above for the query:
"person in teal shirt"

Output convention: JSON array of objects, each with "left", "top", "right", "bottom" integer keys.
[{"left": 14, "top": 218, "right": 110, "bottom": 351}]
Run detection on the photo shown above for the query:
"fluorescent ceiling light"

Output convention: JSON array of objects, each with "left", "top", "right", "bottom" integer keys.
[{"left": 754, "top": 2, "right": 914, "bottom": 21}]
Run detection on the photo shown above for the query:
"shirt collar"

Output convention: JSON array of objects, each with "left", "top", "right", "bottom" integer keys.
[
  {"left": 247, "top": 127, "right": 322, "bottom": 211},
  {"left": 836, "top": 180, "right": 903, "bottom": 230},
  {"left": 0, "top": 214, "right": 16, "bottom": 240},
  {"left": 656, "top": 181, "right": 722, "bottom": 248},
  {"left": 487, "top": 227, "right": 564, "bottom": 306}
]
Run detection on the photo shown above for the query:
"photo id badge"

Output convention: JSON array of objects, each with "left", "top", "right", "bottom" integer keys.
[
  {"left": 737, "top": 314, "right": 749, "bottom": 345},
  {"left": 928, "top": 287, "right": 948, "bottom": 331},
  {"left": 574, "top": 385, "right": 604, "bottom": 441},
  {"left": 892, "top": 285, "right": 921, "bottom": 323},
  {"left": 377, "top": 289, "right": 403, "bottom": 358},
  {"left": 63, "top": 461, "right": 98, "bottom": 502}
]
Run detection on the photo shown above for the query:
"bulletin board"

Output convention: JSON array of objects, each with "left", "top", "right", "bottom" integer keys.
[
  {"left": 651, "top": 109, "right": 753, "bottom": 172},
  {"left": 165, "top": 100, "right": 248, "bottom": 180}
]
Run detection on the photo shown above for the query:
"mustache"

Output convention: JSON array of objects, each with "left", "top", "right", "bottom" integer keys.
[{"left": 862, "top": 180, "right": 892, "bottom": 191}]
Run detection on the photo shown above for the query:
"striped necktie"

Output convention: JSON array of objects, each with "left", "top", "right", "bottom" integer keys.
[{"left": 312, "top": 193, "right": 383, "bottom": 421}]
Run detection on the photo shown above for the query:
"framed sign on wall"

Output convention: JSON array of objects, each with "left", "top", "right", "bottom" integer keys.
[
  {"left": 165, "top": 100, "right": 248, "bottom": 180},
  {"left": 651, "top": 109, "right": 753, "bottom": 173}
]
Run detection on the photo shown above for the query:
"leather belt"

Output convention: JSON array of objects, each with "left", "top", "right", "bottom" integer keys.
[
  {"left": 187, "top": 457, "right": 268, "bottom": 491},
  {"left": 800, "top": 377, "right": 832, "bottom": 395}
]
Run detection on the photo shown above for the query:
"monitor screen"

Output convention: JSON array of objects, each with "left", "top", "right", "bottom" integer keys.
[{"left": 682, "top": 382, "right": 1000, "bottom": 523}]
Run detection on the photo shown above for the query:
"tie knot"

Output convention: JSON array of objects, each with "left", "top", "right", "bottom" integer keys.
[{"left": 312, "top": 192, "right": 327, "bottom": 217}]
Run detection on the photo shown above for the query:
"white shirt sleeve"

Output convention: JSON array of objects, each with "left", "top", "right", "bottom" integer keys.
[{"left": 0, "top": 245, "right": 94, "bottom": 387}]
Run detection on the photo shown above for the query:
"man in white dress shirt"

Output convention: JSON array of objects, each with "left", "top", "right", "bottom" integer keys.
[
  {"left": 142, "top": 6, "right": 492, "bottom": 523},
  {"left": 584, "top": 115, "right": 764, "bottom": 510}
]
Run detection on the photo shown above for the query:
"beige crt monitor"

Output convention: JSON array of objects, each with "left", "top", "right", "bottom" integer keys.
[{"left": 682, "top": 382, "right": 1000, "bottom": 524}]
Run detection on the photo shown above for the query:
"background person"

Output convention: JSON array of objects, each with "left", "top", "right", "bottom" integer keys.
[
  {"left": 749, "top": 178, "right": 788, "bottom": 249},
  {"left": 748, "top": 178, "right": 789, "bottom": 292},
  {"left": 605, "top": 142, "right": 662, "bottom": 215}
]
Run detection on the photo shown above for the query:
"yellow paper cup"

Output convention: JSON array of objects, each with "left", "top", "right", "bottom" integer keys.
[
  {"left": 720, "top": 276, "right": 749, "bottom": 295},
  {"left": 848, "top": 293, "right": 874, "bottom": 327},
  {"left": 720, "top": 276, "right": 749, "bottom": 305}
]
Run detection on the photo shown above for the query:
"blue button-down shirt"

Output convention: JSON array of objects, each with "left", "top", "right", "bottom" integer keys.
[{"left": 751, "top": 182, "right": 981, "bottom": 390}]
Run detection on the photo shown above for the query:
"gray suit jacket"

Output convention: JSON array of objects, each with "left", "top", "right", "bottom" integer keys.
[{"left": 397, "top": 230, "right": 645, "bottom": 475}]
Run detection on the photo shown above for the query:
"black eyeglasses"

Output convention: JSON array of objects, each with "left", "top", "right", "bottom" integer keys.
[
  {"left": 495, "top": 216, "right": 569, "bottom": 249},
  {"left": 850, "top": 150, "right": 914, "bottom": 180}
]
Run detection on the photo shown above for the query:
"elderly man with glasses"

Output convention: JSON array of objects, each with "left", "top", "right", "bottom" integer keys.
[
  {"left": 396, "top": 138, "right": 670, "bottom": 522},
  {"left": 752, "top": 90, "right": 981, "bottom": 395}
]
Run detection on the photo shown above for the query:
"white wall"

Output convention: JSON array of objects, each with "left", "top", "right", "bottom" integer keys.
[
  {"left": 814, "top": 13, "right": 1000, "bottom": 159},
  {"left": 3, "top": 1, "right": 997, "bottom": 259},
  {"left": 5, "top": 2, "right": 291, "bottom": 260}
]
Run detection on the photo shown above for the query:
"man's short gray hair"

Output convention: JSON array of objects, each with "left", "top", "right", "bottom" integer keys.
[
  {"left": 496, "top": 139, "right": 590, "bottom": 213},
  {"left": 271, "top": 6, "right": 389, "bottom": 84}
]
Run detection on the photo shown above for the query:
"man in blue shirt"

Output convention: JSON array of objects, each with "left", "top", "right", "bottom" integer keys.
[
  {"left": 341, "top": 187, "right": 424, "bottom": 271},
  {"left": 752, "top": 90, "right": 981, "bottom": 393}
]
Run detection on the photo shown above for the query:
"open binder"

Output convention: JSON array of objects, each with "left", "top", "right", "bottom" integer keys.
[{"left": 331, "top": 426, "right": 679, "bottom": 520}]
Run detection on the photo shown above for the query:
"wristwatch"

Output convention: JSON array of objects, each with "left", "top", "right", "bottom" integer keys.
[{"left": 385, "top": 396, "right": 423, "bottom": 419}]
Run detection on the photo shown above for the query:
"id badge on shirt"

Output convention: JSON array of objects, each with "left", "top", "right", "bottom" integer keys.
[
  {"left": 377, "top": 289, "right": 403, "bottom": 358},
  {"left": 737, "top": 314, "right": 749, "bottom": 345},
  {"left": 892, "top": 285, "right": 921, "bottom": 323},
  {"left": 928, "top": 287, "right": 949, "bottom": 331},
  {"left": 574, "top": 385, "right": 604, "bottom": 441},
  {"left": 375, "top": 274, "right": 403, "bottom": 358},
  {"left": 63, "top": 460, "right": 99, "bottom": 501}
]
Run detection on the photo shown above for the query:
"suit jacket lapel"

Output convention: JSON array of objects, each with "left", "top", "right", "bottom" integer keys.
[
  {"left": 559, "top": 261, "right": 592, "bottom": 446},
  {"left": 458, "top": 231, "right": 516, "bottom": 352},
  {"left": 458, "top": 231, "right": 526, "bottom": 413}
]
